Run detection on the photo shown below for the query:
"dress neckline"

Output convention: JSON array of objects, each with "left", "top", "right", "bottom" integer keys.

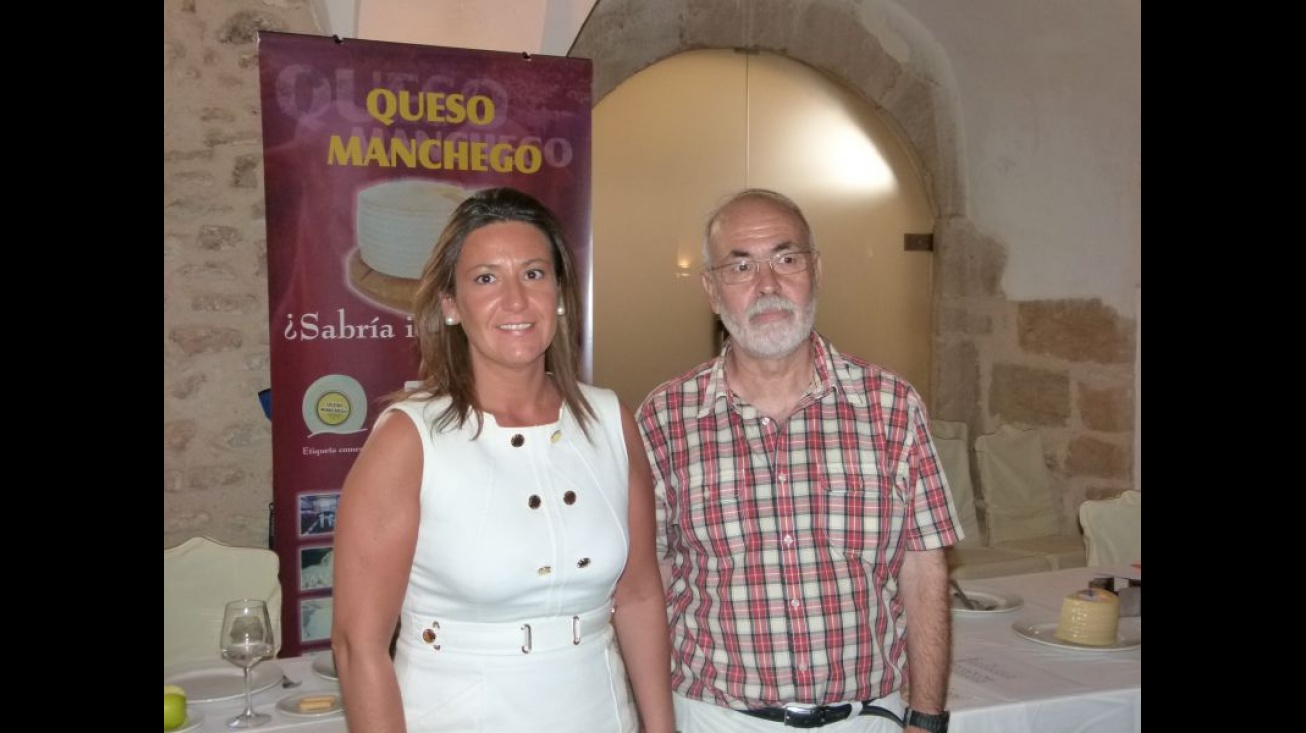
[{"left": 484, "top": 405, "right": 564, "bottom": 430}]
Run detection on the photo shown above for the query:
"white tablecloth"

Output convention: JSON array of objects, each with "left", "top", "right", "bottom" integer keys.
[
  {"left": 949, "top": 566, "right": 1141, "bottom": 733},
  {"left": 173, "top": 567, "right": 1139, "bottom": 733},
  {"left": 181, "top": 653, "right": 345, "bottom": 733}
]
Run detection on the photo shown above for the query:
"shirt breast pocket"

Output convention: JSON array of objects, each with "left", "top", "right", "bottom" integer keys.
[
  {"left": 819, "top": 474, "right": 893, "bottom": 557},
  {"left": 680, "top": 476, "right": 749, "bottom": 559}
]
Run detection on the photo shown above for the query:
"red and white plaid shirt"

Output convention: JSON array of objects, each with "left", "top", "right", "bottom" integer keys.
[{"left": 636, "top": 332, "right": 961, "bottom": 710}]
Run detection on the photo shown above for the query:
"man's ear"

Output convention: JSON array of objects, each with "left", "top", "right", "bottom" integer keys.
[{"left": 700, "top": 271, "right": 719, "bottom": 314}]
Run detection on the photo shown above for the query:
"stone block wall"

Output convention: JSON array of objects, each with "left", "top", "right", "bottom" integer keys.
[
  {"left": 165, "top": 0, "right": 318, "bottom": 549},
  {"left": 931, "top": 218, "right": 1136, "bottom": 527}
]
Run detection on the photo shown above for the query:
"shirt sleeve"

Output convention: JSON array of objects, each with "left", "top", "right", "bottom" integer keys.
[
  {"left": 635, "top": 400, "right": 674, "bottom": 561},
  {"left": 904, "top": 398, "right": 964, "bottom": 551}
]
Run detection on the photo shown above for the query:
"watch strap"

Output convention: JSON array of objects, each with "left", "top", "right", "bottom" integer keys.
[{"left": 906, "top": 708, "right": 951, "bottom": 733}]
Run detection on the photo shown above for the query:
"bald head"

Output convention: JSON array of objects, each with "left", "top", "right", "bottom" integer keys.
[{"left": 703, "top": 188, "right": 814, "bottom": 267}]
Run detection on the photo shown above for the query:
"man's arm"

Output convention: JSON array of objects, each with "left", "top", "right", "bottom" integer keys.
[{"left": 900, "top": 547, "right": 951, "bottom": 728}]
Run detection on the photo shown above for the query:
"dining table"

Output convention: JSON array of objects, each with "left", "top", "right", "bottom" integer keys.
[
  {"left": 948, "top": 564, "right": 1141, "bottom": 732},
  {"left": 169, "top": 653, "right": 345, "bottom": 733},
  {"left": 168, "top": 565, "right": 1138, "bottom": 732}
]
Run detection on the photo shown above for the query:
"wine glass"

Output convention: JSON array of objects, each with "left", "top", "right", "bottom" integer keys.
[{"left": 219, "top": 598, "right": 275, "bottom": 728}]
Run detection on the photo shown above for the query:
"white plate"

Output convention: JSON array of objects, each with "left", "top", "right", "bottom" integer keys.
[
  {"left": 163, "top": 660, "right": 284, "bottom": 703},
  {"left": 950, "top": 586, "right": 1024, "bottom": 615},
  {"left": 311, "top": 653, "right": 337, "bottom": 681},
  {"left": 168, "top": 711, "right": 204, "bottom": 733},
  {"left": 277, "top": 691, "right": 344, "bottom": 718},
  {"left": 1012, "top": 617, "right": 1141, "bottom": 651},
  {"left": 301, "top": 374, "right": 368, "bottom": 436}
]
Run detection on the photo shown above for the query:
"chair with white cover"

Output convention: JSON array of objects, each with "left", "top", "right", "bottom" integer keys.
[
  {"left": 164, "top": 536, "right": 283, "bottom": 669},
  {"left": 974, "top": 424, "right": 1086, "bottom": 570},
  {"left": 932, "top": 420, "right": 1051, "bottom": 580},
  {"left": 1078, "top": 490, "right": 1141, "bottom": 566}
]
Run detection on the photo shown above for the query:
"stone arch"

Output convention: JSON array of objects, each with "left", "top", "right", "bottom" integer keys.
[
  {"left": 572, "top": 0, "right": 984, "bottom": 422},
  {"left": 573, "top": 0, "right": 1139, "bottom": 512}
]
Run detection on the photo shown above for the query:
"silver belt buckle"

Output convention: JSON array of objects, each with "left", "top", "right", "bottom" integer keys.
[{"left": 783, "top": 703, "right": 819, "bottom": 725}]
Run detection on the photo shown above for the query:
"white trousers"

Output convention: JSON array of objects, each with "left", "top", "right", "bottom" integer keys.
[{"left": 674, "top": 692, "right": 905, "bottom": 733}]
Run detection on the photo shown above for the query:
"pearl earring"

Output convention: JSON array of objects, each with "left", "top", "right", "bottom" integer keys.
[
  {"left": 444, "top": 316, "right": 455, "bottom": 326},
  {"left": 556, "top": 305, "right": 566, "bottom": 316}
]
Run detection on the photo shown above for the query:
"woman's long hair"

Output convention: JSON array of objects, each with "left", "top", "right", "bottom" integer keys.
[{"left": 395, "top": 186, "right": 594, "bottom": 438}]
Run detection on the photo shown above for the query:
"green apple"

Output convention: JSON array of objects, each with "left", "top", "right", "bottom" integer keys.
[{"left": 163, "top": 685, "right": 187, "bottom": 731}]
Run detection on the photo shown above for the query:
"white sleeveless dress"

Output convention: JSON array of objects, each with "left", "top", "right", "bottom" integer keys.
[{"left": 387, "top": 384, "right": 637, "bottom": 733}]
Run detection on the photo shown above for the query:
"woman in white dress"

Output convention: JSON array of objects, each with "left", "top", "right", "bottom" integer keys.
[{"left": 332, "top": 187, "right": 674, "bottom": 733}]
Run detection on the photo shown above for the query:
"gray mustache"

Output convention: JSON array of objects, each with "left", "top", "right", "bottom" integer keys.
[{"left": 747, "top": 296, "right": 797, "bottom": 318}]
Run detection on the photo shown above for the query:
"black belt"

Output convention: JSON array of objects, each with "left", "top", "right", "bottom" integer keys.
[{"left": 739, "top": 701, "right": 904, "bottom": 729}]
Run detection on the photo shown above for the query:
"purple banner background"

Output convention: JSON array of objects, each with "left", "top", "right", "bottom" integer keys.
[{"left": 257, "top": 31, "right": 592, "bottom": 656}]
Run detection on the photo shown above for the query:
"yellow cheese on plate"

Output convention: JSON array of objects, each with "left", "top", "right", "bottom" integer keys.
[
  {"left": 1054, "top": 588, "right": 1120, "bottom": 646},
  {"left": 297, "top": 694, "right": 337, "bottom": 713}
]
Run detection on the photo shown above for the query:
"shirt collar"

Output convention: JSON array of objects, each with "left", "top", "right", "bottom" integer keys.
[
  {"left": 694, "top": 331, "right": 863, "bottom": 418},
  {"left": 695, "top": 346, "right": 732, "bottom": 419}
]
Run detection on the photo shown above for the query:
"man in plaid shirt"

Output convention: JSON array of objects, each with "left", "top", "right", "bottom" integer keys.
[{"left": 637, "top": 189, "right": 962, "bottom": 733}]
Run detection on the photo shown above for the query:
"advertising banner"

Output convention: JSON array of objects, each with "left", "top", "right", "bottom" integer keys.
[{"left": 257, "top": 31, "right": 592, "bottom": 656}]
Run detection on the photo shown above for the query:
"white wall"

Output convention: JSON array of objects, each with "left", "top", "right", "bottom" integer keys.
[{"left": 896, "top": 0, "right": 1141, "bottom": 316}]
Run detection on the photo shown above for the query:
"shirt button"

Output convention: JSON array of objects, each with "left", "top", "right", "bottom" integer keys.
[
  {"left": 790, "top": 599, "right": 801, "bottom": 609},
  {"left": 783, "top": 534, "right": 794, "bottom": 546}
]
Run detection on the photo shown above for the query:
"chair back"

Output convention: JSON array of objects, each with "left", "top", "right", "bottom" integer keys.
[
  {"left": 164, "top": 536, "right": 282, "bottom": 669},
  {"left": 1078, "top": 490, "right": 1142, "bottom": 566},
  {"left": 974, "top": 424, "right": 1063, "bottom": 544},
  {"left": 931, "top": 420, "right": 983, "bottom": 548}
]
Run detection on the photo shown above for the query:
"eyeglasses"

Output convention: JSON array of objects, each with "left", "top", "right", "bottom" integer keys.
[{"left": 708, "top": 251, "right": 817, "bottom": 284}]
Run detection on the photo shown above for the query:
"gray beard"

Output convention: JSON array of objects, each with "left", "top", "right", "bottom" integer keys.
[{"left": 718, "top": 294, "right": 816, "bottom": 359}]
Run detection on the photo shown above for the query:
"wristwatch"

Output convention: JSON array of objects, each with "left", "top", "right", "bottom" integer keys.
[{"left": 905, "top": 708, "right": 950, "bottom": 733}]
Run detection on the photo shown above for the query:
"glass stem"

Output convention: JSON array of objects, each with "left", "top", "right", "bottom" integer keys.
[{"left": 241, "top": 666, "right": 254, "bottom": 718}]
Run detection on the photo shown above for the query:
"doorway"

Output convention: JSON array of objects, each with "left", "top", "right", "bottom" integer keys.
[{"left": 592, "top": 49, "right": 936, "bottom": 409}]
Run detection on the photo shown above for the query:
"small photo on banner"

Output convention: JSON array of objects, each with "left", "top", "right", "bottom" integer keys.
[
  {"left": 298, "top": 492, "right": 339, "bottom": 538},
  {"left": 299, "top": 545, "right": 335, "bottom": 592}
]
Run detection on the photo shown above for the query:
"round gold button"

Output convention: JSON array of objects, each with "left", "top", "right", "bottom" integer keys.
[
  {"left": 550, "top": 430, "right": 562, "bottom": 443},
  {"left": 537, "top": 566, "right": 552, "bottom": 576}
]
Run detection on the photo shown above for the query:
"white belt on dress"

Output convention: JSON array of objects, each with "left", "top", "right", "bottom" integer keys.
[{"left": 402, "top": 604, "right": 614, "bottom": 655}]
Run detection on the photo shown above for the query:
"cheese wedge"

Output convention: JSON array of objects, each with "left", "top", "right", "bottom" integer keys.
[{"left": 297, "top": 695, "right": 337, "bottom": 713}]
